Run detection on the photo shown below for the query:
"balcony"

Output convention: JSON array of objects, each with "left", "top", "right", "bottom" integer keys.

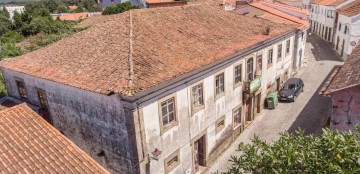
[{"left": 244, "top": 76, "right": 261, "bottom": 94}]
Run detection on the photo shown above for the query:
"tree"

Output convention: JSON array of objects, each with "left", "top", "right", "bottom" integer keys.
[
  {"left": 0, "top": 12, "right": 11, "bottom": 36},
  {"left": 224, "top": 128, "right": 360, "bottom": 174},
  {"left": 2, "top": 7, "right": 10, "bottom": 18},
  {"left": 56, "top": 4, "right": 69, "bottom": 13},
  {"left": 73, "top": 5, "right": 85, "bottom": 13},
  {"left": 102, "top": 2, "right": 139, "bottom": 15}
]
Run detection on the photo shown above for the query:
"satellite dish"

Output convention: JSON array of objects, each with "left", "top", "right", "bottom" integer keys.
[{"left": 350, "top": 41, "right": 356, "bottom": 46}]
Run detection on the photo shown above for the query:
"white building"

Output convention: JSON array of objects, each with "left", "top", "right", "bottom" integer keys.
[
  {"left": 333, "top": 0, "right": 360, "bottom": 60},
  {"left": 0, "top": 6, "right": 299, "bottom": 174},
  {"left": 1, "top": 5, "right": 25, "bottom": 19},
  {"left": 309, "top": 0, "right": 354, "bottom": 43}
]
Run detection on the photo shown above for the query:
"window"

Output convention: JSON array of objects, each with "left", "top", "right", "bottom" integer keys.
[
  {"left": 234, "top": 64, "right": 242, "bottom": 85},
  {"left": 37, "top": 89, "right": 52, "bottom": 124},
  {"left": 344, "top": 25, "right": 347, "bottom": 34},
  {"left": 16, "top": 80, "right": 27, "bottom": 100},
  {"left": 233, "top": 106, "right": 242, "bottom": 129},
  {"left": 191, "top": 83, "right": 204, "bottom": 110},
  {"left": 268, "top": 49, "right": 273, "bottom": 66},
  {"left": 246, "top": 58, "right": 254, "bottom": 81},
  {"left": 339, "top": 23, "right": 342, "bottom": 31},
  {"left": 336, "top": 36, "right": 340, "bottom": 50},
  {"left": 286, "top": 40, "right": 290, "bottom": 54},
  {"left": 256, "top": 54, "right": 262, "bottom": 74},
  {"left": 164, "top": 151, "right": 180, "bottom": 174},
  {"left": 161, "top": 97, "right": 176, "bottom": 127},
  {"left": 277, "top": 44, "right": 282, "bottom": 62},
  {"left": 216, "top": 116, "right": 225, "bottom": 133},
  {"left": 215, "top": 73, "right": 224, "bottom": 96}
]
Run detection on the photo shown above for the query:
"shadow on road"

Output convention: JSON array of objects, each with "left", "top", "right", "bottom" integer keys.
[
  {"left": 287, "top": 65, "right": 341, "bottom": 135},
  {"left": 307, "top": 34, "right": 341, "bottom": 62}
]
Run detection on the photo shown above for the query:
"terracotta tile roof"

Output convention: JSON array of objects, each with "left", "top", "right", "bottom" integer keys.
[
  {"left": 325, "top": 43, "right": 360, "bottom": 94},
  {"left": 0, "top": 104, "right": 109, "bottom": 173},
  {"left": 312, "top": 0, "right": 348, "bottom": 6},
  {"left": 0, "top": 5, "right": 297, "bottom": 96},
  {"left": 337, "top": 0, "right": 360, "bottom": 17},
  {"left": 250, "top": 2, "right": 309, "bottom": 29},
  {"left": 262, "top": 1, "right": 309, "bottom": 15},
  {"left": 145, "top": 0, "right": 175, "bottom": 3}
]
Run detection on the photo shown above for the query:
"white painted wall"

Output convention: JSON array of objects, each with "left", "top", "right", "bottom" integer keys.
[
  {"left": 1, "top": 6, "right": 25, "bottom": 19},
  {"left": 140, "top": 35, "right": 295, "bottom": 174},
  {"left": 334, "top": 14, "right": 360, "bottom": 60}
]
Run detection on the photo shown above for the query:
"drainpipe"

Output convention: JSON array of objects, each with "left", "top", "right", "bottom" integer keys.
[{"left": 292, "top": 29, "right": 300, "bottom": 73}]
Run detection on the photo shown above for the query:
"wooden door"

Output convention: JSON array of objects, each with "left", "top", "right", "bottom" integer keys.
[{"left": 37, "top": 90, "right": 52, "bottom": 125}]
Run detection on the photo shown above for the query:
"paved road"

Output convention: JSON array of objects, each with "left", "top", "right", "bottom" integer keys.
[{"left": 206, "top": 34, "right": 343, "bottom": 173}]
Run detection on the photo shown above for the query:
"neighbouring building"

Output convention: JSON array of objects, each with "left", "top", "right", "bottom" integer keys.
[
  {"left": 0, "top": 103, "right": 109, "bottom": 173},
  {"left": 144, "top": 0, "right": 187, "bottom": 8},
  {"left": 0, "top": 5, "right": 25, "bottom": 19},
  {"left": 256, "top": 1, "right": 309, "bottom": 20},
  {"left": 321, "top": 44, "right": 360, "bottom": 132},
  {"left": 0, "top": 5, "right": 298, "bottom": 174},
  {"left": 309, "top": 0, "right": 354, "bottom": 43},
  {"left": 99, "top": 0, "right": 142, "bottom": 9},
  {"left": 239, "top": 2, "right": 309, "bottom": 71},
  {"left": 56, "top": 12, "right": 102, "bottom": 21},
  {"left": 333, "top": 0, "right": 360, "bottom": 60},
  {"left": 276, "top": 0, "right": 303, "bottom": 8}
]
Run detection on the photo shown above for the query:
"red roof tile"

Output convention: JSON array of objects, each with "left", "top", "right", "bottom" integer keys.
[
  {"left": 68, "top": 5, "right": 78, "bottom": 10},
  {"left": 337, "top": 0, "right": 360, "bottom": 17},
  {"left": 0, "top": 104, "right": 109, "bottom": 173},
  {"left": 250, "top": 2, "right": 309, "bottom": 29},
  {"left": 262, "top": 1, "right": 309, "bottom": 15},
  {"left": 0, "top": 5, "right": 297, "bottom": 96},
  {"left": 312, "top": 0, "right": 348, "bottom": 6},
  {"left": 325, "top": 43, "right": 360, "bottom": 94}
]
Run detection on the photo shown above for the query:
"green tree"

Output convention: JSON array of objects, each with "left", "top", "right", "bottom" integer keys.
[
  {"left": 2, "top": 7, "right": 10, "bottom": 18},
  {"left": 102, "top": 2, "right": 139, "bottom": 15},
  {"left": 73, "top": 5, "right": 85, "bottom": 12},
  {"left": 56, "top": 4, "right": 69, "bottom": 13},
  {"left": 0, "top": 11, "right": 11, "bottom": 36},
  {"left": 223, "top": 128, "right": 360, "bottom": 174}
]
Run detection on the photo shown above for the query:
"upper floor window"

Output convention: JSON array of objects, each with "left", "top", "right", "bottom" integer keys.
[
  {"left": 234, "top": 64, "right": 242, "bottom": 85},
  {"left": 215, "top": 73, "right": 225, "bottom": 96},
  {"left": 286, "top": 40, "right": 290, "bottom": 54},
  {"left": 247, "top": 58, "right": 254, "bottom": 81},
  {"left": 268, "top": 49, "right": 273, "bottom": 66},
  {"left": 339, "top": 23, "right": 342, "bottom": 31},
  {"left": 277, "top": 44, "right": 282, "bottom": 62},
  {"left": 344, "top": 25, "right": 348, "bottom": 34},
  {"left": 256, "top": 54, "right": 262, "bottom": 74},
  {"left": 191, "top": 83, "right": 204, "bottom": 109},
  {"left": 16, "top": 80, "right": 27, "bottom": 100},
  {"left": 161, "top": 97, "right": 176, "bottom": 127}
]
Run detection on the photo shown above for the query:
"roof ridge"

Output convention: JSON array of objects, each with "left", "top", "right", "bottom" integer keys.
[{"left": 128, "top": 10, "right": 135, "bottom": 93}]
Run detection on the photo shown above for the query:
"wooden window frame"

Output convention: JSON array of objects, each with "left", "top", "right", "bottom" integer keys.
[
  {"left": 246, "top": 57, "right": 254, "bottom": 81},
  {"left": 233, "top": 105, "right": 242, "bottom": 130},
  {"left": 286, "top": 40, "right": 290, "bottom": 55},
  {"left": 233, "top": 63, "right": 242, "bottom": 89},
  {"left": 214, "top": 72, "right": 225, "bottom": 100},
  {"left": 277, "top": 44, "right": 282, "bottom": 62},
  {"left": 164, "top": 150, "right": 180, "bottom": 174},
  {"left": 267, "top": 49, "right": 273, "bottom": 68},
  {"left": 256, "top": 54, "right": 263, "bottom": 75},
  {"left": 158, "top": 95, "right": 178, "bottom": 135},
  {"left": 15, "top": 78, "right": 27, "bottom": 101},
  {"left": 191, "top": 82, "right": 205, "bottom": 115}
]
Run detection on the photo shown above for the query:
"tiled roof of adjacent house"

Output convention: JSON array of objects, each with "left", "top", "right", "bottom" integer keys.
[
  {"left": 337, "top": 0, "right": 360, "bottom": 17},
  {"left": 312, "top": 0, "right": 348, "bottom": 6},
  {"left": 0, "top": 104, "right": 109, "bottom": 173},
  {"left": 0, "top": 5, "right": 296, "bottom": 96},
  {"left": 250, "top": 2, "right": 309, "bottom": 29},
  {"left": 262, "top": 1, "right": 309, "bottom": 15},
  {"left": 325, "top": 44, "right": 360, "bottom": 94}
]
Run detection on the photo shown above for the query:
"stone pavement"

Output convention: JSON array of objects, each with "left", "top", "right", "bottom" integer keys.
[{"left": 206, "top": 34, "right": 344, "bottom": 173}]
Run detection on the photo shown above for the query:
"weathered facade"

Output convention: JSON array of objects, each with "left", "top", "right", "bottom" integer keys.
[{"left": 0, "top": 5, "right": 298, "bottom": 174}]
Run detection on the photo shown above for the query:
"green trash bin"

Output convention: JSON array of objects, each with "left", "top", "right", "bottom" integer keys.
[{"left": 266, "top": 92, "right": 278, "bottom": 109}]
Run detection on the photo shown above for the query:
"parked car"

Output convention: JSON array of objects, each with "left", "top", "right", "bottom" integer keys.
[{"left": 278, "top": 78, "right": 304, "bottom": 102}]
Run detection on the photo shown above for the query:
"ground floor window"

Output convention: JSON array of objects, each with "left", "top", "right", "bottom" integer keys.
[{"left": 233, "top": 106, "right": 242, "bottom": 129}]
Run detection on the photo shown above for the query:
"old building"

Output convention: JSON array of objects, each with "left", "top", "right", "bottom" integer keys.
[
  {"left": 321, "top": 44, "right": 360, "bottom": 132},
  {"left": 0, "top": 103, "right": 109, "bottom": 173},
  {"left": 0, "top": 5, "right": 298, "bottom": 174},
  {"left": 0, "top": 5, "right": 25, "bottom": 19},
  {"left": 309, "top": 0, "right": 354, "bottom": 43},
  {"left": 333, "top": 0, "right": 360, "bottom": 60},
  {"left": 239, "top": 2, "right": 309, "bottom": 71}
]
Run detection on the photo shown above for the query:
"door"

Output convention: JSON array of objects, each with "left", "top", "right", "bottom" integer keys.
[
  {"left": 246, "top": 98, "right": 252, "bottom": 123},
  {"left": 341, "top": 39, "right": 345, "bottom": 57},
  {"left": 194, "top": 135, "right": 206, "bottom": 172},
  {"left": 37, "top": 90, "right": 52, "bottom": 125},
  {"left": 254, "top": 94, "right": 261, "bottom": 115}
]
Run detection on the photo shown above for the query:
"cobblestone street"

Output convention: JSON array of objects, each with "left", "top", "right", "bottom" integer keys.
[{"left": 207, "top": 34, "right": 344, "bottom": 173}]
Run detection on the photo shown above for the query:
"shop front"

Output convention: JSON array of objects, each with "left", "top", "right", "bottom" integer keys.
[{"left": 243, "top": 76, "right": 262, "bottom": 127}]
